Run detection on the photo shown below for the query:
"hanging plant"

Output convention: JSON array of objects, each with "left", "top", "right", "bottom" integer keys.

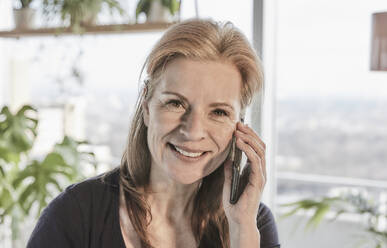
[
  {"left": 136, "top": 0, "right": 180, "bottom": 23},
  {"left": 42, "top": 0, "right": 125, "bottom": 31}
]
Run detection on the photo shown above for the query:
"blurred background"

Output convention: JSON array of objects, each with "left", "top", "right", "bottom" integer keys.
[{"left": 0, "top": 0, "right": 386, "bottom": 247}]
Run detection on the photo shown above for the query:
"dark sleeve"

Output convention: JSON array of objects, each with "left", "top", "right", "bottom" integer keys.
[
  {"left": 26, "top": 188, "right": 84, "bottom": 248},
  {"left": 257, "top": 202, "right": 281, "bottom": 248}
]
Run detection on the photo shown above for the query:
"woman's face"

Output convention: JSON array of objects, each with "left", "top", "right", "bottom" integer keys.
[{"left": 143, "top": 58, "right": 242, "bottom": 185}]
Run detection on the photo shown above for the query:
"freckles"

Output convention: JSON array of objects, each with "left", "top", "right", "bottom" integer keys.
[
  {"left": 155, "top": 107, "right": 181, "bottom": 122},
  {"left": 217, "top": 125, "right": 234, "bottom": 147},
  {"left": 161, "top": 113, "right": 179, "bottom": 123}
]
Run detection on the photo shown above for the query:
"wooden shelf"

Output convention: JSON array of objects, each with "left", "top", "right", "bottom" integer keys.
[{"left": 0, "top": 22, "right": 175, "bottom": 38}]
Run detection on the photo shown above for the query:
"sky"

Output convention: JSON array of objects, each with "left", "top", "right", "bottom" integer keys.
[{"left": 275, "top": 0, "right": 387, "bottom": 99}]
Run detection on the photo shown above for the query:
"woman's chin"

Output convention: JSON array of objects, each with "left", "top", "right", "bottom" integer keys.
[{"left": 169, "top": 173, "right": 203, "bottom": 186}]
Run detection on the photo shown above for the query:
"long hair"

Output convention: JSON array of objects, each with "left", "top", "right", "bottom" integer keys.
[{"left": 119, "top": 18, "right": 263, "bottom": 248}]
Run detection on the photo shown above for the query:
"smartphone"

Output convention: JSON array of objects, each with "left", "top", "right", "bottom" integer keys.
[{"left": 229, "top": 118, "right": 249, "bottom": 204}]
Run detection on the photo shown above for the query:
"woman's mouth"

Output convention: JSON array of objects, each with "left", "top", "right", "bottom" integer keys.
[{"left": 168, "top": 143, "right": 208, "bottom": 161}]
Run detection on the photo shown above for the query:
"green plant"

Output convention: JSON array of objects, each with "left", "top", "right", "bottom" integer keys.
[
  {"left": 42, "top": 0, "right": 124, "bottom": 30},
  {"left": 0, "top": 105, "right": 96, "bottom": 245},
  {"left": 136, "top": 0, "right": 180, "bottom": 21},
  {"left": 281, "top": 189, "right": 387, "bottom": 248}
]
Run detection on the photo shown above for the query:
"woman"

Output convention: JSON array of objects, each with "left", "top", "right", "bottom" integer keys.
[{"left": 27, "top": 19, "right": 280, "bottom": 248}]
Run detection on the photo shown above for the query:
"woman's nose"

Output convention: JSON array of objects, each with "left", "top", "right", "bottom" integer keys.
[{"left": 179, "top": 110, "right": 206, "bottom": 141}]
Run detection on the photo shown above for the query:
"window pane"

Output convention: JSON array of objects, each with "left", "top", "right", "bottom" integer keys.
[
  {"left": 13, "top": 33, "right": 162, "bottom": 167},
  {"left": 1, "top": 1, "right": 254, "bottom": 173},
  {"left": 275, "top": 0, "right": 387, "bottom": 182}
]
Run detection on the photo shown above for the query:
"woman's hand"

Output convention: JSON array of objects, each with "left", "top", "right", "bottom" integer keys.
[{"left": 222, "top": 122, "right": 266, "bottom": 247}]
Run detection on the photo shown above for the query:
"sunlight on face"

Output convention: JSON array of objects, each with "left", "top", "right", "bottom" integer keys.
[{"left": 143, "top": 58, "right": 243, "bottom": 185}]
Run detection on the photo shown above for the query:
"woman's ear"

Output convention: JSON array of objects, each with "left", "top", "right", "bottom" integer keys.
[{"left": 142, "top": 100, "right": 150, "bottom": 127}]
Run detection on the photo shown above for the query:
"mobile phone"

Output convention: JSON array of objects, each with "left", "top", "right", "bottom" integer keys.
[{"left": 229, "top": 119, "right": 248, "bottom": 204}]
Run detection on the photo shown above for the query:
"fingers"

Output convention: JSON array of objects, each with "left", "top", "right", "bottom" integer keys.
[
  {"left": 236, "top": 122, "right": 267, "bottom": 181},
  {"left": 236, "top": 130, "right": 265, "bottom": 158},
  {"left": 235, "top": 131, "right": 266, "bottom": 181},
  {"left": 237, "top": 122, "right": 266, "bottom": 150},
  {"left": 236, "top": 138, "right": 266, "bottom": 188},
  {"left": 235, "top": 122, "right": 267, "bottom": 186}
]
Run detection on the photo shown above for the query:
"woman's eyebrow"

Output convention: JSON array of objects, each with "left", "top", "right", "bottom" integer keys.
[
  {"left": 209, "top": 103, "right": 235, "bottom": 112},
  {"left": 162, "top": 91, "right": 188, "bottom": 102},
  {"left": 162, "top": 91, "right": 235, "bottom": 111}
]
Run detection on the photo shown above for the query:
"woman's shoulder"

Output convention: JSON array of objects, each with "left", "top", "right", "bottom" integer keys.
[
  {"left": 64, "top": 167, "right": 120, "bottom": 199},
  {"left": 37, "top": 167, "right": 120, "bottom": 213},
  {"left": 47, "top": 167, "right": 122, "bottom": 222},
  {"left": 257, "top": 202, "right": 281, "bottom": 248},
  {"left": 36, "top": 166, "right": 121, "bottom": 222},
  {"left": 27, "top": 167, "right": 123, "bottom": 248},
  {"left": 257, "top": 202, "right": 275, "bottom": 224}
]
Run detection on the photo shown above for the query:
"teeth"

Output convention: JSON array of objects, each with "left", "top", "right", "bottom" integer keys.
[{"left": 174, "top": 146, "right": 204, "bottom": 158}]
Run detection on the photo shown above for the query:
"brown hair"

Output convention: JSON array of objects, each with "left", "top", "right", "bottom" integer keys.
[{"left": 119, "top": 18, "right": 263, "bottom": 248}]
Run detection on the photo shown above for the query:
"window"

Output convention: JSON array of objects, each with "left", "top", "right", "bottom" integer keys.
[
  {"left": 273, "top": 0, "right": 387, "bottom": 203},
  {"left": 0, "top": 0, "right": 254, "bottom": 171},
  {"left": 0, "top": 1, "right": 255, "bottom": 246}
]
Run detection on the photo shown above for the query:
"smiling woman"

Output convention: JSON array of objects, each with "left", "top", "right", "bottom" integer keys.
[
  {"left": 143, "top": 58, "right": 242, "bottom": 185},
  {"left": 27, "top": 19, "right": 280, "bottom": 248}
]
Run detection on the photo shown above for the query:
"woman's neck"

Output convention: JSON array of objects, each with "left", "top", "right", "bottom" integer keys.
[{"left": 145, "top": 167, "right": 200, "bottom": 224}]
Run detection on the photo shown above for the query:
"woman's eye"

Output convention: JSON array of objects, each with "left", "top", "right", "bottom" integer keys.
[
  {"left": 213, "top": 109, "right": 228, "bottom": 117},
  {"left": 166, "top": 99, "right": 183, "bottom": 109}
]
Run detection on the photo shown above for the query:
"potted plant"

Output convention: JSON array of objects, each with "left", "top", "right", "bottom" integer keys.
[
  {"left": 281, "top": 188, "right": 387, "bottom": 248},
  {"left": 0, "top": 105, "right": 97, "bottom": 247},
  {"left": 13, "top": 0, "right": 36, "bottom": 29},
  {"left": 136, "top": 0, "right": 181, "bottom": 23},
  {"left": 42, "top": 0, "right": 125, "bottom": 31}
]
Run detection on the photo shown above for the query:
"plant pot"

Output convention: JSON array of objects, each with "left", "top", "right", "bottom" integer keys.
[
  {"left": 70, "top": 12, "right": 98, "bottom": 27},
  {"left": 147, "top": 0, "right": 172, "bottom": 23},
  {"left": 13, "top": 7, "right": 36, "bottom": 30}
]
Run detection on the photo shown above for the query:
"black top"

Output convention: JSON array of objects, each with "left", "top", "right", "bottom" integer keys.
[{"left": 27, "top": 168, "right": 281, "bottom": 248}]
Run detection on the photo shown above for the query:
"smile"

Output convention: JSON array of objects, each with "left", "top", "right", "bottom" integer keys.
[
  {"left": 177, "top": 146, "right": 205, "bottom": 157},
  {"left": 168, "top": 143, "right": 208, "bottom": 160}
]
